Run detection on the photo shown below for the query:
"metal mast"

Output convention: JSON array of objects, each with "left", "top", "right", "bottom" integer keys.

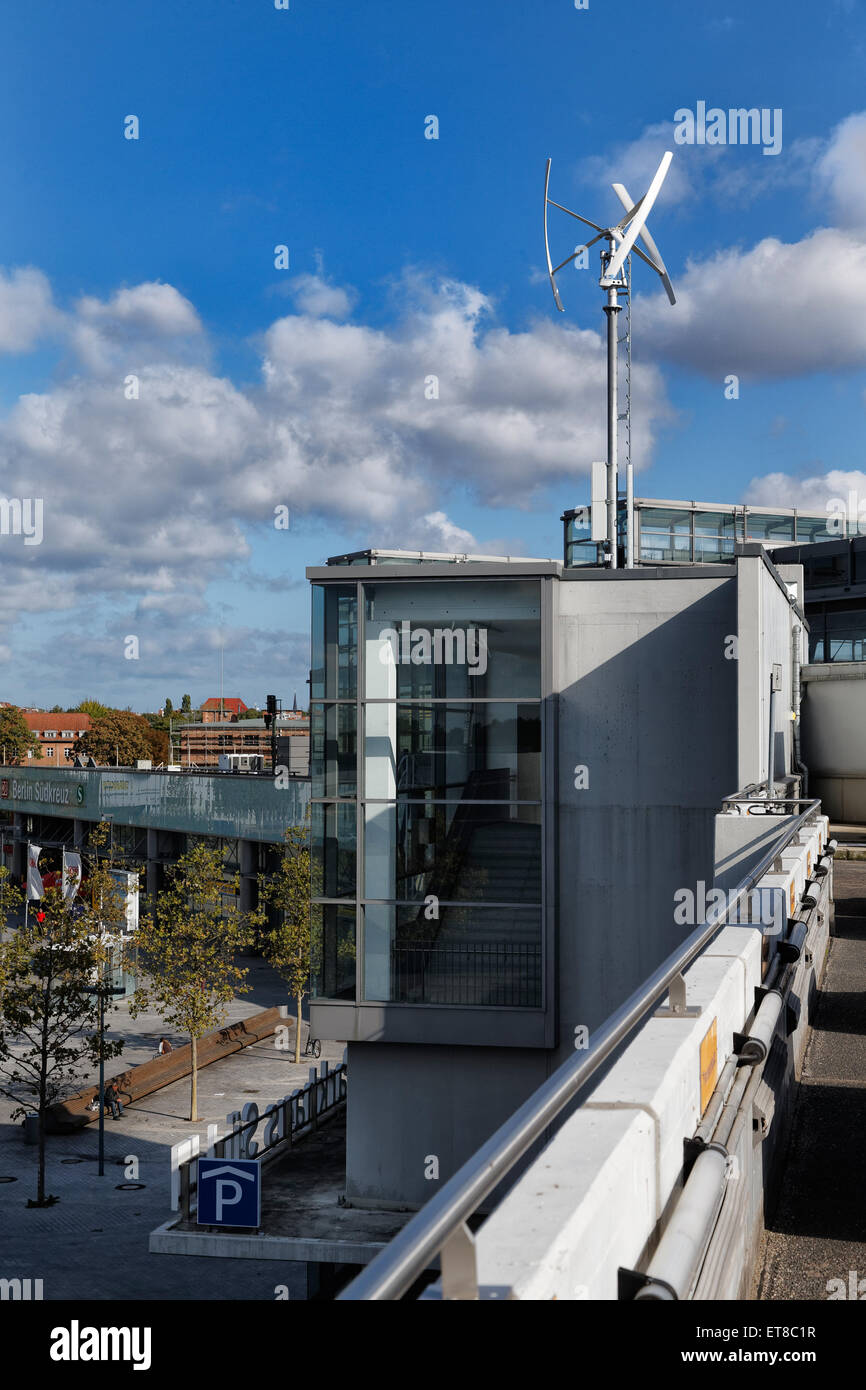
[{"left": 544, "top": 153, "right": 676, "bottom": 570}]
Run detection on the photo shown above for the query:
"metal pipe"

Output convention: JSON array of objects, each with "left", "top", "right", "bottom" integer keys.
[
  {"left": 767, "top": 672, "right": 776, "bottom": 796},
  {"left": 633, "top": 1146, "right": 729, "bottom": 1300},
  {"left": 792, "top": 626, "right": 808, "bottom": 796},
  {"left": 339, "top": 798, "right": 821, "bottom": 1301},
  {"left": 693, "top": 1055, "right": 738, "bottom": 1146},
  {"left": 604, "top": 278, "right": 620, "bottom": 569}
]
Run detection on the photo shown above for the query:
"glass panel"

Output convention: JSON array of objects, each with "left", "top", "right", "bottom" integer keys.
[
  {"left": 638, "top": 507, "right": 691, "bottom": 563},
  {"left": 365, "top": 904, "right": 542, "bottom": 1007},
  {"left": 364, "top": 802, "right": 541, "bottom": 904},
  {"left": 311, "top": 584, "right": 357, "bottom": 699},
  {"left": 692, "top": 510, "right": 737, "bottom": 562},
  {"left": 796, "top": 515, "right": 837, "bottom": 544},
  {"left": 363, "top": 579, "right": 541, "bottom": 699},
  {"left": 566, "top": 539, "right": 603, "bottom": 567},
  {"left": 391, "top": 703, "right": 541, "bottom": 802},
  {"left": 744, "top": 512, "right": 795, "bottom": 543},
  {"left": 311, "top": 905, "right": 356, "bottom": 1000},
  {"left": 311, "top": 703, "right": 357, "bottom": 797},
  {"left": 566, "top": 509, "right": 591, "bottom": 544},
  {"left": 804, "top": 547, "right": 849, "bottom": 589},
  {"left": 311, "top": 802, "right": 356, "bottom": 899},
  {"left": 825, "top": 608, "right": 866, "bottom": 662}
]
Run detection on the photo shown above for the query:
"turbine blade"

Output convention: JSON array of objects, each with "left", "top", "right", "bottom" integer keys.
[
  {"left": 603, "top": 151, "right": 673, "bottom": 286},
  {"left": 544, "top": 159, "right": 565, "bottom": 311},
  {"left": 612, "top": 181, "right": 676, "bottom": 305},
  {"left": 546, "top": 198, "right": 606, "bottom": 235}
]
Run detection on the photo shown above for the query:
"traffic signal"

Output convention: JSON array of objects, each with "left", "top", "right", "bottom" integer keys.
[{"left": 264, "top": 694, "right": 277, "bottom": 729}]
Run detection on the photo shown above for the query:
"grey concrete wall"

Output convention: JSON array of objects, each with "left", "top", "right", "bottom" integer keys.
[
  {"left": 344, "top": 1042, "right": 548, "bottom": 1208},
  {"left": 736, "top": 556, "right": 801, "bottom": 792},
  {"left": 555, "top": 573, "right": 738, "bottom": 1052},
  {"left": 801, "top": 663, "right": 866, "bottom": 821}
]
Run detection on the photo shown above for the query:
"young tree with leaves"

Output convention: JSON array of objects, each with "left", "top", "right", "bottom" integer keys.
[
  {"left": 0, "top": 706, "right": 42, "bottom": 765},
  {"left": 0, "top": 867, "right": 125, "bottom": 1206},
  {"left": 256, "top": 820, "right": 312, "bottom": 1064},
  {"left": 129, "top": 842, "right": 251, "bottom": 1120}
]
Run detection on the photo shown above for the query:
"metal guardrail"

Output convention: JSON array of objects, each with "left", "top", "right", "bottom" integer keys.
[
  {"left": 339, "top": 796, "right": 822, "bottom": 1300},
  {"left": 178, "top": 1061, "right": 347, "bottom": 1221}
]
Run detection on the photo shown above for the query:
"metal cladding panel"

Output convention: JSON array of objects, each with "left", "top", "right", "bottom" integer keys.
[{"left": 0, "top": 767, "right": 310, "bottom": 843}]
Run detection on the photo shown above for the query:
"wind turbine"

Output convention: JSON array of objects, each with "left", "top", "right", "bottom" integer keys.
[{"left": 544, "top": 151, "right": 676, "bottom": 568}]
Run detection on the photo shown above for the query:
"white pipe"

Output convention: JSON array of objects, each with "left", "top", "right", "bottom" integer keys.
[{"left": 634, "top": 1146, "right": 729, "bottom": 1300}]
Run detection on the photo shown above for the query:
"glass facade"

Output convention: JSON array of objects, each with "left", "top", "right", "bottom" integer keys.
[
  {"left": 311, "top": 578, "right": 544, "bottom": 1009},
  {"left": 563, "top": 501, "right": 846, "bottom": 568}
]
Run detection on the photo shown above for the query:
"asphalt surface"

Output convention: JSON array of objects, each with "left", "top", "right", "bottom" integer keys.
[{"left": 758, "top": 858, "right": 866, "bottom": 1300}]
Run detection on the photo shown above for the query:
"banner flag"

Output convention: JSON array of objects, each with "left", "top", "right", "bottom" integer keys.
[
  {"left": 26, "top": 844, "right": 44, "bottom": 901},
  {"left": 62, "top": 850, "right": 83, "bottom": 904}
]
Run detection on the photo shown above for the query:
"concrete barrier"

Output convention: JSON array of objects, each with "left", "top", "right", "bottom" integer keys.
[
  {"left": 46, "top": 1006, "right": 288, "bottom": 1133},
  {"left": 467, "top": 815, "right": 831, "bottom": 1299}
]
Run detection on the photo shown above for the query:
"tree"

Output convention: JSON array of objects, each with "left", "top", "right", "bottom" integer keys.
[
  {"left": 181, "top": 695, "right": 192, "bottom": 714},
  {"left": 49, "top": 705, "right": 64, "bottom": 714},
  {"left": 73, "top": 710, "right": 153, "bottom": 765},
  {"left": 0, "top": 706, "right": 42, "bottom": 765},
  {"left": 129, "top": 843, "right": 251, "bottom": 1120},
  {"left": 76, "top": 699, "right": 110, "bottom": 721},
  {"left": 164, "top": 698, "right": 174, "bottom": 715},
  {"left": 256, "top": 820, "right": 311, "bottom": 1063},
  {"left": 0, "top": 857, "right": 126, "bottom": 1206}
]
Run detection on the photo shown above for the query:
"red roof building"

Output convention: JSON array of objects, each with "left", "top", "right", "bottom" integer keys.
[
  {"left": 199, "top": 698, "right": 248, "bottom": 724},
  {"left": 19, "top": 711, "right": 91, "bottom": 765}
]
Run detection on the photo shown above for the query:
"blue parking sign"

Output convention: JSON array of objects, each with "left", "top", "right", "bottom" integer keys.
[{"left": 197, "top": 1157, "right": 261, "bottom": 1228}]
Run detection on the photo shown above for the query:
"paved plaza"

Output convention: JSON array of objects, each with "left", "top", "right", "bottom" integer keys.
[{"left": 0, "top": 956, "right": 345, "bottom": 1301}]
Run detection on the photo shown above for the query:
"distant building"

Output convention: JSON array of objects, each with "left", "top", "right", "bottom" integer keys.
[
  {"left": 199, "top": 697, "right": 248, "bottom": 724},
  {"left": 174, "top": 714, "right": 309, "bottom": 771},
  {"left": 19, "top": 711, "right": 91, "bottom": 765}
]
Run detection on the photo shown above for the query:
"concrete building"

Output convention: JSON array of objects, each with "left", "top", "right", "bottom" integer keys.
[{"left": 307, "top": 544, "right": 808, "bottom": 1208}]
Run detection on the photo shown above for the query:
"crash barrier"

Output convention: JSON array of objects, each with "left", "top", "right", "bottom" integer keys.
[
  {"left": 176, "top": 1059, "right": 347, "bottom": 1221},
  {"left": 340, "top": 796, "right": 833, "bottom": 1300},
  {"left": 45, "top": 1006, "right": 285, "bottom": 1133}
]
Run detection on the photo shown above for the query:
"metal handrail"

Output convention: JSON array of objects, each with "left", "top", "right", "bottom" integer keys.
[{"left": 339, "top": 796, "right": 821, "bottom": 1300}]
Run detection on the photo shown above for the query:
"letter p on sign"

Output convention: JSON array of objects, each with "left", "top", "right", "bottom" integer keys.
[{"left": 196, "top": 1158, "right": 261, "bottom": 1228}]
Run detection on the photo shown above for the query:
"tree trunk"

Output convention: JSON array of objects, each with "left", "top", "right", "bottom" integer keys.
[
  {"left": 295, "top": 993, "right": 302, "bottom": 1064},
  {"left": 37, "top": 976, "right": 50, "bottom": 1205},
  {"left": 190, "top": 1034, "right": 198, "bottom": 1121}
]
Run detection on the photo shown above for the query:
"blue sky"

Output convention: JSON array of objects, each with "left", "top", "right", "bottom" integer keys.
[{"left": 1, "top": 0, "right": 866, "bottom": 710}]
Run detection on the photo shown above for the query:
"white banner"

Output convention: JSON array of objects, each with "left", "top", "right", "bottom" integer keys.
[
  {"left": 62, "top": 850, "right": 83, "bottom": 904},
  {"left": 26, "top": 844, "right": 43, "bottom": 901}
]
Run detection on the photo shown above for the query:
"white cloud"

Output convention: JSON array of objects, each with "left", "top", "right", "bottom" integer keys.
[
  {"left": 289, "top": 273, "right": 357, "bottom": 319},
  {"left": 0, "top": 267, "right": 59, "bottom": 353},
  {"left": 815, "top": 112, "right": 866, "bottom": 229},
  {"left": 639, "top": 227, "right": 866, "bottom": 378},
  {"left": 0, "top": 269, "right": 674, "bottom": 664},
  {"left": 71, "top": 282, "right": 203, "bottom": 372},
  {"left": 746, "top": 468, "right": 866, "bottom": 513}
]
